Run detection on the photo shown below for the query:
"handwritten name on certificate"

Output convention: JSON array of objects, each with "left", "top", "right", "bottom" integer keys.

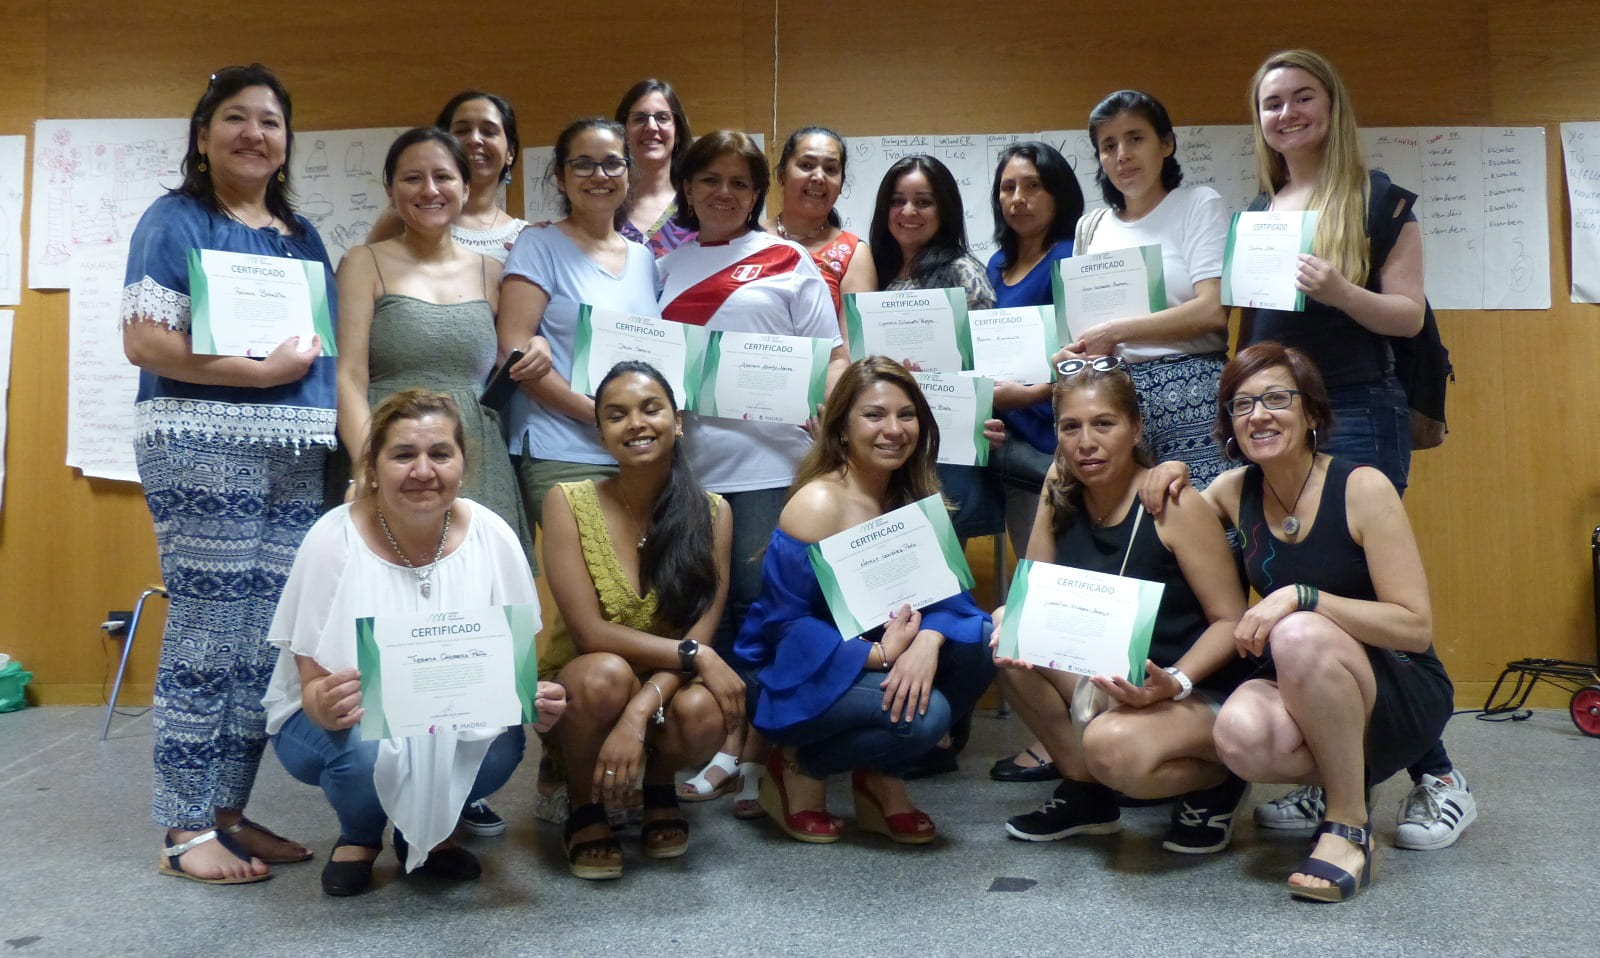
[
  {"left": 968, "top": 305, "right": 1057, "bottom": 383},
  {"left": 355, "top": 603, "right": 540, "bottom": 740},
  {"left": 695, "top": 330, "right": 833, "bottom": 424},
  {"left": 914, "top": 370, "right": 994, "bottom": 466},
  {"left": 996, "top": 559, "right": 1164, "bottom": 683},
  {"left": 844, "top": 288, "right": 971, "bottom": 372},
  {"left": 1221, "top": 211, "right": 1318, "bottom": 311},
  {"left": 187, "top": 249, "right": 336, "bottom": 357},
  {"left": 1052, "top": 245, "right": 1165, "bottom": 343},
  {"left": 809, "top": 494, "right": 975, "bottom": 638},
  {"left": 571, "top": 304, "right": 704, "bottom": 406}
]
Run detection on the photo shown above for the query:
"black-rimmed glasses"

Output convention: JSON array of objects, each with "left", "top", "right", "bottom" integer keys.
[
  {"left": 1224, "top": 389, "right": 1301, "bottom": 417},
  {"left": 567, "top": 157, "right": 629, "bottom": 178},
  {"left": 627, "top": 111, "right": 674, "bottom": 128},
  {"left": 1055, "top": 356, "right": 1127, "bottom": 378}
]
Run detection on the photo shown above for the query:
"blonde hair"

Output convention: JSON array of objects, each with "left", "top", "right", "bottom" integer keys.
[{"left": 1248, "top": 49, "right": 1371, "bottom": 287}]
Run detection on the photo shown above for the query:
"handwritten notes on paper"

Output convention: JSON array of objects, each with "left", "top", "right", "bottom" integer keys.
[
  {"left": 293, "top": 127, "right": 408, "bottom": 269},
  {"left": 0, "top": 137, "right": 24, "bottom": 304},
  {"left": 66, "top": 245, "right": 141, "bottom": 483},
  {"left": 1558, "top": 123, "right": 1600, "bottom": 303},
  {"left": 29, "top": 118, "right": 187, "bottom": 290}
]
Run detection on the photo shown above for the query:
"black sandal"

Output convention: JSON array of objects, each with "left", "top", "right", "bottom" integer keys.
[
  {"left": 1288, "top": 820, "right": 1374, "bottom": 903},
  {"left": 564, "top": 802, "right": 623, "bottom": 880},
  {"left": 639, "top": 783, "right": 689, "bottom": 860}
]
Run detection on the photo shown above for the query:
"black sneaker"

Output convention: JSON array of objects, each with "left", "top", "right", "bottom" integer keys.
[
  {"left": 1004, "top": 780, "right": 1122, "bottom": 841},
  {"left": 461, "top": 800, "right": 507, "bottom": 837},
  {"left": 1162, "top": 773, "right": 1250, "bottom": 854}
]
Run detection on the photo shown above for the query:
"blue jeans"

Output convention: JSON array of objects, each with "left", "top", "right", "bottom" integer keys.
[
  {"left": 771, "top": 638, "right": 995, "bottom": 779},
  {"left": 988, "top": 433, "right": 1054, "bottom": 554},
  {"left": 1323, "top": 377, "right": 1412, "bottom": 497},
  {"left": 716, "top": 486, "right": 789, "bottom": 654},
  {"left": 937, "top": 464, "right": 1005, "bottom": 541},
  {"left": 272, "top": 712, "right": 525, "bottom": 844}
]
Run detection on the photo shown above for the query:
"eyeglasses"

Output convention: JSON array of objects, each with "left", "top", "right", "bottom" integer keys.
[
  {"left": 627, "top": 111, "right": 674, "bottom": 129},
  {"left": 1224, "top": 389, "right": 1301, "bottom": 417},
  {"left": 1055, "top": 356, "right": 1127, "bottom": 378},
  {"left": 567, "top": 157, "right": 629, "bottom": 178}
]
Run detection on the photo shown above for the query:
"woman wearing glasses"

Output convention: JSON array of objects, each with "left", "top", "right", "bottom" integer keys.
[
  {"left": 992, "top": 357, "right": 1250, "bottom": 854},
  {"left": 614, "top": 79, "right": 696, "bottom": 257},
  {"left": 1148, "top": 342, "right": 1451, "bottom": 901}
]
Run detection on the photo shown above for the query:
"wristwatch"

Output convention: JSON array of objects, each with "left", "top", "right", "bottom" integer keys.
[
  {"left": 677, "top": 639, "right": 699, "bottom": 675},
  {"left": 1164, "top": 666, "right": 1193, "bottom": 701}
]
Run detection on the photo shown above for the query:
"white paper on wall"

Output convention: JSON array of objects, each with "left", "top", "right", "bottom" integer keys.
[
  {"left": 292, "top": 127, "right": 409, "bottom": 269},
  {"left": 0, "top": 137, "right": 24, "bottom": 304},
  {"left": 0, "top": 310, "right": 12, "bottom": 510},
  {"left": 1558, "top": 122, "right": 1600, "bottom": 303},
  {"left": 28, "top": 118, "right": 187, "bottom": 290},
  {"left": 66, "top": 245, "right": 140, "bottom": 483}
]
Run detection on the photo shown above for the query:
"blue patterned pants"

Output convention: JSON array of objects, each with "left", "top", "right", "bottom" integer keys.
[
  {"left": 1128, "top": 351, "right": 1228, "bottom": 490},
  {"left": 136, "top": 433, "right": 326, "bottom": 830}
]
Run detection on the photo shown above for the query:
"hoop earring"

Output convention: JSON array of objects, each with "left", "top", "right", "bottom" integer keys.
[
  {"left": 1225, "top": 436, "right": 1239, "bottom": 459},
  {"left": 277, "top": 167, "right": 287, "bottom": 183},
  {"left": 1310, "top": 428, "right": 1318, "bottom": 455},
  {"left": 197, "top": 157, "right": 208, "bottom": 173}
]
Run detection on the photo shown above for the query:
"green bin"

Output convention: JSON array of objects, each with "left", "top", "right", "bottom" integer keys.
[{"left": 0, "top": 656, "right": 32, "bottom": 712}]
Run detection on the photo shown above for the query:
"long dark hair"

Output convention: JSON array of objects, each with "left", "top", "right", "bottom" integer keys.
[
  {"left": 176, "top": 64, "right": 298, "bottom": 233},
  {"left": 593, "top": 361, "right": 717, "bottom": 630},
  {"left": 433, "top": 91, "right": 520, "bottom": 185},
  {"left": 613, "top": 77, "right": 693, "bottom": 176},
  {"left": 1044, "top": 366, "right": 1150, "bottom": 533},
  {"left": 990, "top": 141, "right": 1084, "bottom": 269},
  {"left": 788, "top": 357, "right": 942, "bottom": 510},
  {"left": 870, "top": 155, "right": 969, "bottom": 287},
  {"left": 382, "top": 127, "right": 470, "bottom": 188},
  {"left": 1087, "top": 89, "right": 1184, "bottom": 212},
  {"left": 776, "top": 126, "right": 848, "bottom": 228}
]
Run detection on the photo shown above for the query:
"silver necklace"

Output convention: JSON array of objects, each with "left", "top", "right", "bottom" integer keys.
[
  {"left": 776, "top": 213, "right": 827, "bottom": 244},
  {"left": 1266, "top": 459, "right": 1316, "bottom": 536},
  {"left": 377, "top": 507, "right": 450, "bottom": 597}
]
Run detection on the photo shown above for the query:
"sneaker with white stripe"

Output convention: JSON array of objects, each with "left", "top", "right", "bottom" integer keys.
[{"left": 1395, "top": 770, "right": 1477, "bottom": 850}]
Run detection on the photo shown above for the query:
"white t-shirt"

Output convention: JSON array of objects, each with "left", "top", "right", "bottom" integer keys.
[
  {"left": 1082, "top": 185, "right": 1228, "bottom": 362},
  {"left": 658, "top": 230, "right": 840, "bottom": 493},
  {"left": 501, "top": 225, "right": 661, "bottom": 461}
]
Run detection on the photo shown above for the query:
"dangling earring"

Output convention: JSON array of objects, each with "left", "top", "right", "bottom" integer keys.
[
  {"left": 502, "top": 165, "right": 514, "bottom": 185},
  {"left": 277, "top": 167, "right": 287, "bottom": 183},
  {"left": 1310, "top": 428, "right": 1318, "bottom": 454},
  {"left": 1225, "top": 436, "right": 1239, "bottom": 459},
  {"left": 197, "top": 156, "right": 208, "bottom": 173}
]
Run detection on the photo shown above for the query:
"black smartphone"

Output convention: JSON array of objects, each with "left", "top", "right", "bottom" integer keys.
[{"left": 479, "top": 348, "right": 526, "bottom": 411}]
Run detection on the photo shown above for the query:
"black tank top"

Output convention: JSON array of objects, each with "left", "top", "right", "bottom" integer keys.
[{"left": 1238, "top": 458, "right": 1377, "bottom": 600}]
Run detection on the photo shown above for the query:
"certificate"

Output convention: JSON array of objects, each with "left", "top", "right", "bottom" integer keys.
[
  {"left": 844, "top": 288, "right": 972, "bottom": 371},
  {"left": 1051, "top": 244, "right": 1165, "bottom": 343},
  {"left": 967, "top": 305, "right": 1057, "bottom": 383},
  {"left": 695, "top": 330, "right": 833, "bottom": 424},
  {"left": 187, "top": 248, "right": 336, "bottom": 357},
  {"left": 808, "top": 494, "right": 975, "bottom": 638},
  {"left": 913, "top": 370, "right": 993, "bottom": 467},
  {"left": 1221, "top": 211, "right": 1319, "bottom": 311},
  {"left": 570, "top": 304, "right": 704, "bottom": 407},
  {"left": 355, "top": 603, "right": 540, "bottom": 739},
  {"left": 995, "top": 559, "right": 1165, "bottom": 683}
]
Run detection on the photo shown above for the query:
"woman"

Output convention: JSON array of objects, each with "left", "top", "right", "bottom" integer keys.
[
  {"left": 336, "top": 128, "right": 532, "bottom": 562},
  {"left": 614, "top": 78, "right": 696, "bottom": 256},
  {"left": 122, "top": 64, "right": 332, "bottom": 884},
  {"left": 761, "top": 126, "right": 878, "bottom": 319},
  {"left": 368, "top": 91, "right": 528, "bottom": 261},
  {"left": 733, "top": 358, "right": 994, "bottom": 844},
  {"left": 542, "top": 362, "right": 739, "bottom": 879},
  {"left": 1240, "top": 50, "right": 1470, "bottom": 850},
  {"left": 263, "top": 390, "right": 567, "bottom": 896},
  {"left": 990, "top": 357, "right": 1250, "bottom": 853},
  {"left": 1163, "top": 342, "right": 1450, "bottom": 900}
]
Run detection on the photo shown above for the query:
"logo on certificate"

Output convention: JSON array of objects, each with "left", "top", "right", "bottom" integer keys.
[{"left": 732, "top": 264, "right": 763, "bottom": 282}]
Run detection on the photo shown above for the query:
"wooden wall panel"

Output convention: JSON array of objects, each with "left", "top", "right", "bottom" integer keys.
[{"left": 7, "top": 0, "right": 1598, "bottom": 709}]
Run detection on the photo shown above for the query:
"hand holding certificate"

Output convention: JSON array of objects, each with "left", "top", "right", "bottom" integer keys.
[
  {"left": 995, "top": 559, "right": 1164, "bottom": 683},
  {"left": 187, "top": 248, "right": 336, "bottom": 357},
  {"left": 1052, "top": 245, "right": 1165, "bottom": 343},
  {"left": 1221, "top": 211, "right": 1319, "bottom": 311},
  {"left": 695, "top": 330, "right": 834, "bottom": 424},
  {"left": 570, "top": 304, "right": 705, "bottom": 405},
  {"left": 809, "top": 494, "right": 974, "bottom": 638},
  {"left": 355, "top": 603, "right": 540, "bottom": 739},
  {"left": 844, "top": 288, "right": 972, "bottom": 371}
]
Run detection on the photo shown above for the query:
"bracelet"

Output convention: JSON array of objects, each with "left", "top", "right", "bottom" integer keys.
[
  {"left": 1295, "top": 583, "right": 1320, "bottom": 612},
  {"left": 874, "top": 642, "right": 887, "bottom": 670},
  {"left": 645, "top": 680, "right": 666, "bottom": 726}
]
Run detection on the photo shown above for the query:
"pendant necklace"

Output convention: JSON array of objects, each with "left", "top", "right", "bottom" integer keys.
[
  {"left": 377, "top": 507, "right": 451, "bottom": 597},
  {"left": 1266, "top": 458, "right": 1316, "bottom": 536},
  {"left": 776, "top": 214, "right": 827, "bottom": 245},
  {"left": 618, "top": 489, "right": 649, "bottom": 550}
]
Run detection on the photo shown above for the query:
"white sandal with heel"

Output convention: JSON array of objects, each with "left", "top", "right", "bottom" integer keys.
[{"left": 678, "top": 751, "right": 741, "bottom": 802}]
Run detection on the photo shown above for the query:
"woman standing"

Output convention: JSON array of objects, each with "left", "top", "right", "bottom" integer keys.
[
  {"left": 762, "top": 126, "right": 878, "bottom": 319},
  {"left": 614, "top": 79, "right": 696, "bottom": 257},
  {"left": 122, "top": 64, "right": 331, "bottom": 883}
]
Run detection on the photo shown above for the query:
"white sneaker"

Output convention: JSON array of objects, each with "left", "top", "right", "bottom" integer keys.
[
  {"left": 1395, "top": 770, "right": 1477, "bottom": 850},
  {"left": 1252, "top": 784, "right": 1325, "bottom": 830}
]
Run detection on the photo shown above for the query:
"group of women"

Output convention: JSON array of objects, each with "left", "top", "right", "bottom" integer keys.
[{"left": 121, "top": 48, "right": 1460, "bottom": 905}]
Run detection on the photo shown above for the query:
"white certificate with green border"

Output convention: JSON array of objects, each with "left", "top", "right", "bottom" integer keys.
[
  {"left": 570, "top": 304, "right": 704, "bottom": 408},
  {"left": 844, "top": 287, "right": 972, "bottom": 371},
  {"left": 913, "top": 369, "right": 993, "bottom": 466},
  {"left": 695, "top": 330, "right": 832, "bottom": 424},
  {"left": 996, "top": 559, "right": 1164, "bottom": 684},
  {"left": 1051, "top": 244, "right": 1166, "bottom": 343},
  {"left": 808, "top": 494, "right": 974, "bottom": 638},
  {"left": 967, "top": 305, "right": 1058, "bottom": 383},
  {"left": 1221, "top": 211, "right": 1319, "bottom": 311},
  {"left": 355, "top": 603, "right": 539, "bottom": 740},
  {"left": 187, "top": 248, "right": 336, "bottom": 357}
]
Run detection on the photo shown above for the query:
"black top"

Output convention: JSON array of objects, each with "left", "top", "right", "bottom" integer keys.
[
  {"left": 1053, "top": 495, "right": 1249, "bottom": 693},
  {"left": 1243, "top": 171, "right": 1417, "bottom": 388},
  {"left": 1238, "top": 458, "right": 1378, "bottom": 601}
]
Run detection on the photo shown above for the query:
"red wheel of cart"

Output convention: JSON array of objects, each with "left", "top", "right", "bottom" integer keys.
[{"left": 1572, "top": 686, "right": 1600, "bottom": 737}]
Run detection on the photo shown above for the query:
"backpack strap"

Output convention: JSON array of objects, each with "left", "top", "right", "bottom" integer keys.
[{"left": 1074, "top": 207, "right": 1110, "bottom": 253}]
